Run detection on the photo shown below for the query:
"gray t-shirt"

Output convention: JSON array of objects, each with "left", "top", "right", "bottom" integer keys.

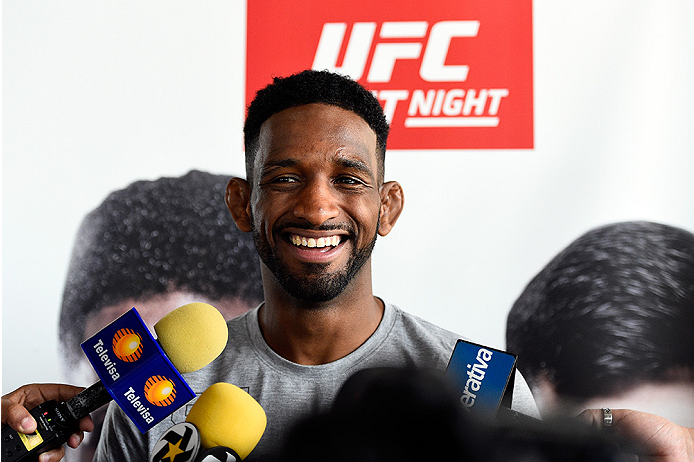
[{"left": 93, "top": 301, "right": 539, "bottom": 461}]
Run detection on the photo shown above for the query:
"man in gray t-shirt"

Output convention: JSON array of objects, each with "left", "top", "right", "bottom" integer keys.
[
  {"left": 96, "top": 301, "right": 539, "bottom": 460},
  {"left": 94, "top": 69, "right": 539, "bottom": 461}
]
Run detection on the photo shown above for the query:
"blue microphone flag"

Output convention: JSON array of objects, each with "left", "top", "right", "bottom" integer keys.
[
  {"left": 445, "top": 339, "right": 516, "bottom": 419},
  {"left": 81, "top": 308, "right": 195, "bottom": 433}
]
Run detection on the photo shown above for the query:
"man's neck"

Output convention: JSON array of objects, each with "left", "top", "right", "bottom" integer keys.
[{"left": 258, "top": 271, "right": 384, "bottom": 365}]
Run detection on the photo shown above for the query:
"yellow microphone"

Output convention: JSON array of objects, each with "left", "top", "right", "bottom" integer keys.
[
  {"left": 154, "top": 302, "right": 229, "bottom": 373},
  {"left": 185, "top": 383, "right": 267, "bottom": 460}
]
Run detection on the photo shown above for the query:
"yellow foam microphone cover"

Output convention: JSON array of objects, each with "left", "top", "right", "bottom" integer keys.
[
  {"left": 186, "top": 383, "right": 267, "bottom": 459},
  {"left": 153, "top": 302, "right": 228, "bottom": 374}
]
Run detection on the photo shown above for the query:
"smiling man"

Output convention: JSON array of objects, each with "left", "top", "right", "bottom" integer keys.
[
  {"left": 226, "top": 100, "right": 403, "bottom": 366},
  {"left": 93, "top": 70, "right": 539, "bottom": 461}
]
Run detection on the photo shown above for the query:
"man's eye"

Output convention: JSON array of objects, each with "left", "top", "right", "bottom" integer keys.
[
  {"left": 335, "top": 176, "right": 363, "bottom": 186},
  {"left": 273, "top": 176, "right": 298, "bottom": 183},
  {"left": 260, "top": 175, "right": 300, "bottom": 188}
]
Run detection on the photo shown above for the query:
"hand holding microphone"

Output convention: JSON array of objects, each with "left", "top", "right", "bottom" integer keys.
[
  {"left": 1, "top": 384, "right": 94, "bottom": 462},
  {"left": 1, "top": 302, "right": 229, "bottom": 462}
]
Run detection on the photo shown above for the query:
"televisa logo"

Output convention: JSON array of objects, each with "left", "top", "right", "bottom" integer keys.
[{"left": 246, "top": 0, "right": 533, "bottom": 149}]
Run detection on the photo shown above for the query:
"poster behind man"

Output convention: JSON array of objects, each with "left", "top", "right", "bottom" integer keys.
[
  {"left": 247, "top": 0, "right": 533, "bottom": 149},
  {"left": 3, "top": 0, "right": 694, "bottom": 431}
]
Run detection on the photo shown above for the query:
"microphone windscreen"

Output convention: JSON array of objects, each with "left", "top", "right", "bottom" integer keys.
[
  {"left": 154, "top": 302, "right": 229, "bottom": 373},
  {"left": 185, "top": 383, "right": 266, "bottom": 460}
]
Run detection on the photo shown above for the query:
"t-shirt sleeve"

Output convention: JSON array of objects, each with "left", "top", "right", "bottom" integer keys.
[{"left": 92, "top": 401, "right": 150, "bottom": 462}]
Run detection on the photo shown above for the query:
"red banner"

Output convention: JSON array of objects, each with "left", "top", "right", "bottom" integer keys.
[{"left": 247, "top": 0, "right": 533, "bottom": 149}]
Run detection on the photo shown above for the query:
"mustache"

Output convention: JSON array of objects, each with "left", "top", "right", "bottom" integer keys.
[{"left": 275, "top": 220, "right": 357, "bottom": 237}]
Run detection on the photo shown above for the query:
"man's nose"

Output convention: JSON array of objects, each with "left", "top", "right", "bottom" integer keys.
[{"left": 293, "top": 179, "right": 340, "bottom": 226}]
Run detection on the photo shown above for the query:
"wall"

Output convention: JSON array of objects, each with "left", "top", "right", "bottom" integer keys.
[{"left": 3, "top": 1, "right": 693, "bottom": 401}]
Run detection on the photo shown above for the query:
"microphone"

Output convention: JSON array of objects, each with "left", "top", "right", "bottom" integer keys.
[
  {"left": 1, "top": 303, "right": 228, "bottom": 462},
  {"left": 195, "top": 447, "right": 240, "bottom": 462},
  {"left": 185, "top": 383, "right": 266, "bottom": 461},
  {"left": 151, "top": 382, "right": 266, "bottom": 462},
  {"left": 150, "top": 422, "right": 201, "bottom": 462},
  {"left": 152, "top": 303, "right": 229, "bottom": 375}
]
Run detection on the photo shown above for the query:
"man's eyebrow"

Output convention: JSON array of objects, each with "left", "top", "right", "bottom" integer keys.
[
  {"left": 259, "top": 158, "right": 298, "bottom": 177},
  {"left": 261, "top": 156, "right": 374, "bottom": 176},
  {"left": 336, "top": 157, "right": 372, "bottom": 175}
]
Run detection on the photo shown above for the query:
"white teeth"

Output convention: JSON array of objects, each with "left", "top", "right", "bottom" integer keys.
[{"left": 290, "top": 234, "right": 341, "bottom": 248}]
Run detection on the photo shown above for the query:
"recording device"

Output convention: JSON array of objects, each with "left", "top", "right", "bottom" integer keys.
[
  {"left": 151, "top": 382, "right": 266, "bottom": 462},
  {"left": 1, "top": 303, "right": 229, "bottom": 462}
]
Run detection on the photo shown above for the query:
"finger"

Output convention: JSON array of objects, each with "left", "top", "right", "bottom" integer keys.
[
  {"left": 47, "top": 384, "right": 87, "bottom": 404},
  {"left": 3, "top": 384, "right": 85, "bottom": 410},
  {"left": 577, "top": 408, "right": 604, "bottom": 428},
  {"left": 27, "top": 384, "right": 86, "bottom": 406},
  {"left": 78, "top": 415, "right": 95, "bottom": 433},
  {"left": 66, "top": 416, "right": 95, "bottom": 449},
  {"left": 67, "top": 431, "right": 83, "bottom": 449},
  {"left": 37, "top": 446, "right": 66, "bottom": 462},
  {"left": 2, "top": 402, "right": 37, "bottom": 433}
]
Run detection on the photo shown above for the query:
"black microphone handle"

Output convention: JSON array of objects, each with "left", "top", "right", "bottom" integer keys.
[{"left": 65, "top": 381, "right": 113, "bottom": 420}]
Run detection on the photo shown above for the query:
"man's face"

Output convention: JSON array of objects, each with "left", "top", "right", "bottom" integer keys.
[{"left": 249, "top": 103, "right": 383, "bottom": 302}]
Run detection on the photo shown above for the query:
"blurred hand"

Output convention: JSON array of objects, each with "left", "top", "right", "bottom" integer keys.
[
  {"left": 2, "top": 384, "right": 94, "bottom": 462},
  {"left": 580, "top": 408, "right": 694, "bottom": 462}
]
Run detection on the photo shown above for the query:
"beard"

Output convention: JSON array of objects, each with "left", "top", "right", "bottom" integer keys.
[{"left": 252, "top": 217, "right": 379, "bottom": 303}]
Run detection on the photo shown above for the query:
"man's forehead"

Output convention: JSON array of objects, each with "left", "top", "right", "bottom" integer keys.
[
  {"left": 261, "top": 103, "right": 374, "bottom": 136},
  {"left": 256, "top": 103, "right": 379, "bottom": 168}
]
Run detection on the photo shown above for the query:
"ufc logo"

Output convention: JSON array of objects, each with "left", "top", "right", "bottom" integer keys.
[{"left": 312, "top": 21, "right": 480, "bottom": 83}]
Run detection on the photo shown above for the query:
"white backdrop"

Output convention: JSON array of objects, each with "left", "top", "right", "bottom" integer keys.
[{"left": 3, "top": 1, "right": 694, "bottom": 394}]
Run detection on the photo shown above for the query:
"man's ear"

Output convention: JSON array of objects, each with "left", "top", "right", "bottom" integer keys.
[
  {"left": 226, "top": 177, "right": 253, "bottom": 233},
  {"left": 378, "top": 181, "right": 404, "bottom": 236}
]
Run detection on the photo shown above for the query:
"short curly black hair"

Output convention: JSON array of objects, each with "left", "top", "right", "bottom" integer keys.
[
  {"left": 507, "top": 221, "right": 694, "bottom": 399},
  {"left": 244, "top": 69, "right": 389, "bottom": 183}
]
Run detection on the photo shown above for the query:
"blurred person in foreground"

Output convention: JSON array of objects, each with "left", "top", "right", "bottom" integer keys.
[{"left": 282, "top": 367, "right": 694, "bottom": 462}]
